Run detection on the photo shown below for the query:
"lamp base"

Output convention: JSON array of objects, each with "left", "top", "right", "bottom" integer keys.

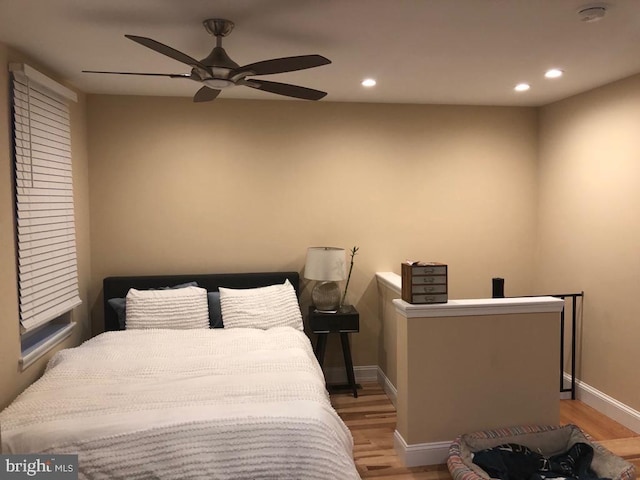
[{"left": 312, "top": 281, "right": 341, "bottom": 313}]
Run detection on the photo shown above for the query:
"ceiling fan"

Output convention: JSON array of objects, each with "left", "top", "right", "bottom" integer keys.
[{"left": 83, "top": 18, "right": 331, "bottom": 103}]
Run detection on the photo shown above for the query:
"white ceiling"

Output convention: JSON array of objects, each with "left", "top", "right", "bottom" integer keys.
[{"left": 1, "top": 0, "right": 639, "bottom": 106}]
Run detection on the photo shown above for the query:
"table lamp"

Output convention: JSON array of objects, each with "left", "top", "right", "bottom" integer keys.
[{"left": 304, "top": 247, "right": 346, "bottom": 312}]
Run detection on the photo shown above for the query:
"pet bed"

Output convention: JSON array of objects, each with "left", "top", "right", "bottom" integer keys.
[{"left": 448, "top": 424, "right": 635, "bottom": 480}]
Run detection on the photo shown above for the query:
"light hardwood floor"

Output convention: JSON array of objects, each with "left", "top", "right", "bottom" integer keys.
[{"left": 330, "top": 382, "right": 640, "bottom": 480}]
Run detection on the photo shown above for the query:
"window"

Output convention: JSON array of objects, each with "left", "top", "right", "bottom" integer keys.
[{"left": 10, "top": 63, "right": 80, "bottom": 368}]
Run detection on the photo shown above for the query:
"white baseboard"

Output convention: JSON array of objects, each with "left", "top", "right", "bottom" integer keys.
[
  {"left": 323, "top": 364, "right": 378, "bottom": 385},
  {"left": 393, "top": 430, "right": 451, "bottom": 467},
  {"left": 380, "top": 370, "right": 447, "bottom": 466},
  {"left": 376, "top": 367, "right": 398, "bottom": 408},
  {"left": 564, "top": 372, "right": 640, "bottom": 434},
  {"left": 325, "top": 364, "right": 398, "bottom": 407}
]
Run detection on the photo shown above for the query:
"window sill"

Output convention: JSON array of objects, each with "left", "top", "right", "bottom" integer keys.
[{"left": 20, "top": 322, "right": 76, "bottom": 370}]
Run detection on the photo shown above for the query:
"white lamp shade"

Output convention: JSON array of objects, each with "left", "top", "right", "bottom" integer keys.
[{"left": 304, "top": 247, "right": 346, "bottom": 281}]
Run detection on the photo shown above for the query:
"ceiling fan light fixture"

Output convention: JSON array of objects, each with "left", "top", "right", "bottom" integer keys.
[{"left": 203, "top": 78, "right": 234, "bottom": 89}]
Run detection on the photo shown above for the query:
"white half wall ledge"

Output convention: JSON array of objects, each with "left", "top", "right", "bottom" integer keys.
[
  {"left": 392, "top": 296, "right": 564, "bottom": 318},
  {"left": 376, "top": 272, "right": 402, "bottom": 294}
]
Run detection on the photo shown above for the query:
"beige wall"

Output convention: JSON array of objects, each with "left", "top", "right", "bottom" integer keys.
[
  {"left": 536, "top": 74, "right": 640, "bottom": 411},
  {"left": 0, "top": 43, "right": 91, "bottom": 409},
  {"left": 397, "top": 310, "right": 560, "bottom": 444},
  {"left": 87, "top": 95, "right": 539, "bottom": 367}
]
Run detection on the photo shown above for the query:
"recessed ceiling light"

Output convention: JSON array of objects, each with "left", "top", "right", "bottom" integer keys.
[
  {"left": 578, "top": 6, "right": 606, "bottom": 22},
  {"left": 545, "top": 69, "right": 564, "bottom": 79},
  {"left": 361, "top": 78, "right": 376, "bottom": 87},
  {"left": 514, "top": 83, "right": 530, "bottom": 92}
]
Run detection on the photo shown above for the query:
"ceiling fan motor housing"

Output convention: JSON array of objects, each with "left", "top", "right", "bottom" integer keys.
[
  {"left": 200, "top": 46, "right": 239, "bottom": 69},
  {"left": 199, "top": 19, "right": 240, "bottom": 86}
]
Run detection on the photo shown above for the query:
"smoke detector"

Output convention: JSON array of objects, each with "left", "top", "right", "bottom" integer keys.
[{"left": 578, "top": 5, "right": 607, "bottom": 22}]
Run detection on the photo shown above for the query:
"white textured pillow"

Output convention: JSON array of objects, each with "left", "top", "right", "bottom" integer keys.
[
  {"left": 219, "top": 280, "right": 303, "bottom": 330},
  {"left": 125, "top": 286, "right": 209, "bottom": 330}
]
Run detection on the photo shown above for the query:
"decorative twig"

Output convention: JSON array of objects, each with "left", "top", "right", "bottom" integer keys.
[{"left": 340, "top": 246, "right": 359, "bottom": 308}]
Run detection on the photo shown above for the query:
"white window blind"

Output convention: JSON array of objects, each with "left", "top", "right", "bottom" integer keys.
[{"left": 10, "top": 64, "right": 81, "bottom": 333}]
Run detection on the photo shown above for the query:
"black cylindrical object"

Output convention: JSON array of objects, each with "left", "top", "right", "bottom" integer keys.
[{"left": 492, "top": 277, "right": 504, "bottom": 298}]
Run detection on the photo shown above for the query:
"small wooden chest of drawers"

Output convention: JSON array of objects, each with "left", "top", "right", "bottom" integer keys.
[{"left": 401, "top": 262, "right": 448, "bottom": 304}]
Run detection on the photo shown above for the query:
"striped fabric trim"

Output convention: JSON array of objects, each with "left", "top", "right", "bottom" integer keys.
[{"left": 447, "top": 424, "right": 635, "bottom": 480}]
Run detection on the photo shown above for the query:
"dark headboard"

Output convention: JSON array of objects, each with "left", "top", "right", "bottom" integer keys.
[{"left": 103, "top": 271, "right": 300, "bottom": 332}]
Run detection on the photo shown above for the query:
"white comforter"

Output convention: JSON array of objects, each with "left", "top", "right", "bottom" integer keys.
[{"left": 1, "top": 328, "right": 360, "bottom": 479}]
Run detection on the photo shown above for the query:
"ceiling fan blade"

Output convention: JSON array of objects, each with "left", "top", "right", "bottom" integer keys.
[
  {"left": 193, "top": 86, "right": 221, "bottom": 103},
  {"left": 242, "top": 79, "right": 327, "bottom": 101},
  {"left": 125, "top": 34, "right": 208, "bottom": 70},
  {"left": 83, "top": 70, "right": 191, "bottom": 78},
  {"left": 235, "top": 55, "right": 331, "bottom": 76}
]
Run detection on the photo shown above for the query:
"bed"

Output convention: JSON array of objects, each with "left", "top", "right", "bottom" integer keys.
[{"left": 1, "top": 271, "right": 360, "bottom": 479}]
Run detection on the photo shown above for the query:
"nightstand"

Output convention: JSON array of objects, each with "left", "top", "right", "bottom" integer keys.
[{"left": 308, "top": 305, "right": 359, "bottom": 397}]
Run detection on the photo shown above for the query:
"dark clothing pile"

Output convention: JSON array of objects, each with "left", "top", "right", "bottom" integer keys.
[{"left": 472, "top": 442, "right": 610, "bottom": 480}]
